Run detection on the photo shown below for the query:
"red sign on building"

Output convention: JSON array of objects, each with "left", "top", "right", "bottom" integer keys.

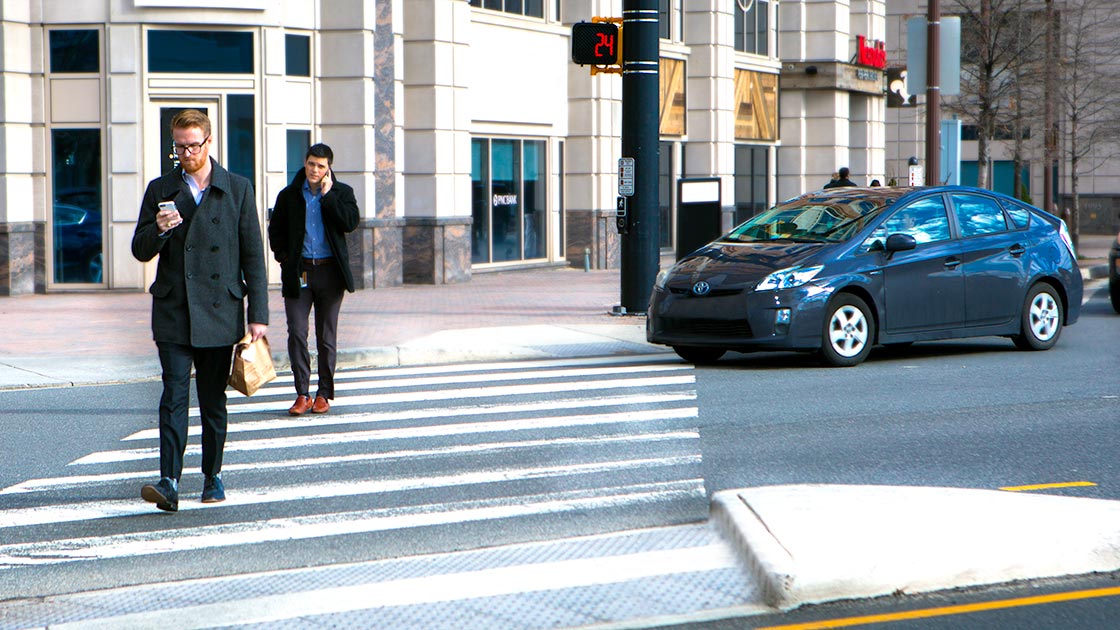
[{"left": 857, "top": 35, "right": 887, "bottom": 69}]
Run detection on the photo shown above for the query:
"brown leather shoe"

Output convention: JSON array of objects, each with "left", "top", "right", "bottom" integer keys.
[
  {"left": 288, "top": 395, "right": 313, "bottom": 416},
  {"left": 312, "top": 395, "right": 330, "bottom": 414}
]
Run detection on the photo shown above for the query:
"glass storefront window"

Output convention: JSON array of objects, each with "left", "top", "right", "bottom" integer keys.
[
  {"left": 469, "top": 0, "right": 544, "bottom": 18},
  {"left": 50, "top": 30, "right": 99, "bottom": 73},
  {"left": 226, "top": 95, "right": 255, "bottom": 182},
  {"left": 148, "top": 31, "right": 254, "bottom": 74},
  {"left": 734, "top": 0, "right": 770, "bottom": 56},
  {"left": 471, "top": 137, "right": 548, "bottom": 264},
  {"left": 285, "top": 34, "right": 310, "bottom": 77},
  {"left": 52, "top": 129, "right": 103, "bottom": 284},
  {"left": 659, "top": 142, "right": 672, "bottom": 249}
]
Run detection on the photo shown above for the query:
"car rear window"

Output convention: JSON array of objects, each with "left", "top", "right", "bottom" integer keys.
[{"left": 999, "top": 198, "right": 1033, "bottom": 229}]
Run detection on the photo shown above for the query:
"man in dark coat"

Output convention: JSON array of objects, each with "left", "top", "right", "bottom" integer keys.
[
  {"left": 823, "top": 166, "right": 858, "bottom": 188},
  {"left": 132, "top": 109, "right": 269, "bottom": 512},
  {"left": 267, "top": 143, "right": 360, "bottom": 416}
]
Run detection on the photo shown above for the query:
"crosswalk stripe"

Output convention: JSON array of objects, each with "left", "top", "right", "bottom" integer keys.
[
  {"left": 0, "top": 456, "right": 701, "bottom": 530},
  {"left": 74, "top": 407, "right": 699, "bottom": 465},
  {"left": 0, "top": 480, "right": 704, "bottom": 567},
  {"left": 41, "top": 543, "right": 733, "bottom": 630},
  {"left": 264, "top": 353, "right": 680, "bottom": 386},
  {"left": 233, "top": 363, "right": 691, "bottom": 399},
  {"left": 205, "top": 374, "right": 696, "bottom": 417},
  {"left": 1, "top": 431, "right": 699, "bottom": 495},
  {"left": 123, "top": 392, "right": 696, "bottom": 441}
]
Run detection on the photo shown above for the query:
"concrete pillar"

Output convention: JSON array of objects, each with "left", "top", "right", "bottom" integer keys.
[
  {"left": 320, "top": 0, "right": 400, "bottom": 288},
  {"left": 401, "top": 0, "right": 472, "bottom": 284}
]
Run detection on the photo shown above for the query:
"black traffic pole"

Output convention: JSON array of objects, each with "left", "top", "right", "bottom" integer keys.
[
  {"left": 619, "top": 0, "right": 659, "bottom": 314},
  {"left": 924, "top": 0, "right": 941, "bottom": 185}
]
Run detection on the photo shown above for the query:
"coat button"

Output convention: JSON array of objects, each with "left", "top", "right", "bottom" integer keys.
[
  {"left": 211, "top": 273, "right": 220, "bottom": 280},
  {"left": 212, "top": 217, "right": 220, "bottom": 224},
  {"left": 213, "top": 302, "right": 220, "bottom": 308},
  {"left": 211, "top": 246, "right": 219, "bottom": 252},
  {"left": 186, "top": 245, "right": 193, "bottom": 252},
  {"left": 186, "top": 272, "right": 194, "bottom": 279}
]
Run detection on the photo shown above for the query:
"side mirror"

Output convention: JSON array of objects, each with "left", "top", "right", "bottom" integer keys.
[{"left": 885, "top": 233, "right": 917, "bottom": 253}]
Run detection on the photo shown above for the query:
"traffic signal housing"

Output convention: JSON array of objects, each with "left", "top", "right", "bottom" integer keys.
[{"left": 571, "top": 20, "right": 621, "bottom": 67}]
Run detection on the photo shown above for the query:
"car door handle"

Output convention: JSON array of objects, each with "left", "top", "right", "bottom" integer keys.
[
  {"left": 1009, "top": 244, "right": 1026, "bottom": 257},
  {"left": 944, "top": 258, "right": 961, "bottom": 268}
]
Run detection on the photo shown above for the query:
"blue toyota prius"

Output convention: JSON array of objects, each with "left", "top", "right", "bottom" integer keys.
[{"left": 647, "top": 186, "right": 1082, "bottom": 367}]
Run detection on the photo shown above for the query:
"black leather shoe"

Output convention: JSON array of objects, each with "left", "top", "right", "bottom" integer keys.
[
  {"left": 141, "top": 478, "right": 178, "bottom": 512},
  {"left": 202, "top": 476, "right": 225, "bottom": 503}
]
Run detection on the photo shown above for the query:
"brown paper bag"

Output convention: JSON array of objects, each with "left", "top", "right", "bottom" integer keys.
[{"left": 228, "top": 333, "right": 277, "bottom": 396}]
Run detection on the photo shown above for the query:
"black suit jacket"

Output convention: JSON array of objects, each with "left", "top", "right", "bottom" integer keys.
[
  {"left": 131, "top": 160, "right": 269, "bottom": 347},
  {"left": 267, "top": 169, "right": 361, "bottom": 299}
]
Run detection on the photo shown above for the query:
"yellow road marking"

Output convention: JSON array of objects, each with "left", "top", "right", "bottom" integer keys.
[
  {"left": 999, "top": 481, "right": 1097, "bottom": 492},
  {"left": 756, "top": 585, "right": 1120, "bottom": 630}
]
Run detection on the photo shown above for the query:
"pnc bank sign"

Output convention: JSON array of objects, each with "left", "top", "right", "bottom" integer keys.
[{"left": 856, "top": 35, "right": 887, "bottom": 69}]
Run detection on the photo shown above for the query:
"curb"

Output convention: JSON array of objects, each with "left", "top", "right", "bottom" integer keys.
[{"left": 712, "top": 484, "right": 1120, "bottom": 610}]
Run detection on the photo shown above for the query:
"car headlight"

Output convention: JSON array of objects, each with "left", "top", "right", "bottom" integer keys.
[
  {"left": 655, "top": 268, "right": 671, "bottom": 289},
  {"left": 756, "top": 265, "right": 824, "bottom": 291}
]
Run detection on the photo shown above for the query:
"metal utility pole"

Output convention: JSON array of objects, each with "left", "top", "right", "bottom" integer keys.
[
  {"left": 925, "top": 0, "right": 942, "bottom": 185},
  {"left": 619, "top": 0, "right": 659, "bottom": 314}
]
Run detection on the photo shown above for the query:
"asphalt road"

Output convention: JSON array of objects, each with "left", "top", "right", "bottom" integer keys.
[{"left": 0, "top": 283, "right": 1116, "bottom": 628}]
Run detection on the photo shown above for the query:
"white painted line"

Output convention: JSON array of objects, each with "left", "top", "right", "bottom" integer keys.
[
  {"left": 198, "top": 374, "right": 696, "bottom": 417},
  {"left": 2, "top": 431, "right": 700, "bottom": 495},
  {"left": 0, "top": 480, "right": 704, "bottom": 567},
  {"left": 45, "top": 543, "right": 733, "bottom": 629},
  {"left": 0, "top": 455, "right": 701, "bottom": 529},
  {"left": 122, "top": 392, "right": 696, "bottom": 441},
  {"left": 264, "top": 353, "right": 682, "bottom": 387},
  {"left": 232, "top": 363, "right": 691, "bottom": 400},
  {"left": 73, "top": 406, "right": 699, "bottom": 466}
]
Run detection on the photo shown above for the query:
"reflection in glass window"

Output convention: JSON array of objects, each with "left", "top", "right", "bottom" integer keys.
[
  {"left": 472, "top": 139, "right": 491, "bottom": 264},
  {"left": 226, "top": 95, "right": 255, "bottom": 183},
  {"left": 735, "top": 0, "right": 770, "bottom": 55},
  {"left": 50, "top": 30, "right": 99, "bottom": 73},
  {"left": 148, "top": 31, "right": 254, "bottom": 74},
  {"left": 878, "top": 196, "right": 952, "bottom": 246},
  {"left": 471, "top": 137, "right": 549, "bottom": 264},
  {"left": 735, "top": 145, "right": 769, "bottom": 225},
  {"left": 52, "top": 129, "right": 103, "bottom": 284},
  {"left": 286, "top": 129, "right": 311, "bottom": 183},
  {"left": 1000, "top": 199, "right": 1032, "bottom": 229},
  {"left": 523, "top": 141, "right": 546, "bottom": 259},
  {"left": 285, "top": 34, "right": 310, "bottom": 77},
  {"left": 951, "top": 194, "right": 1008, "bottom": 237}
]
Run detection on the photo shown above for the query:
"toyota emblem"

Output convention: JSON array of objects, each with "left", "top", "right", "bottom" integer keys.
[{"left": 691, "top": 281, "right": 711, "bottom": 296}]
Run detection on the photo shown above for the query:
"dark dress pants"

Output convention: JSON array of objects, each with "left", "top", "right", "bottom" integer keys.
[
  {"left": 284, "top": 260, "right": 345, "bottom": 399},
  {"left": 156, "top": 342, "right": 233, "bottom": 481}
]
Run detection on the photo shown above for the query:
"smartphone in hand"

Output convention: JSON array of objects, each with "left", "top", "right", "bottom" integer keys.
[{"left": 157, "top": 200, "right": 182, "bottom": 232}]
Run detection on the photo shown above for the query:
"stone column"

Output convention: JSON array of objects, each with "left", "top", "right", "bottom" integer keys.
[
  {"left": 0, "top": 5, "right": 39, "bottom": 295},
  {"left": 320, "top": 0, "right": 401, "bottom": 289},
  {"left": 563, "top": 0, "right": 623, "bottom": 269},
  {"left": 401, "top": 0, "right": 472, "bottom": 284},
  {"left": 683, "top": 0, "right": 736, "bottom": 230}
]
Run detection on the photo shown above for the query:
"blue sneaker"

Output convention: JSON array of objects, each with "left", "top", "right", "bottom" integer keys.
[
  {"left": 202, "top": 475, "right": 225, "bottom": 503},
  {"left": 141, "top": 478, "right": 178, "bottom": 512}
]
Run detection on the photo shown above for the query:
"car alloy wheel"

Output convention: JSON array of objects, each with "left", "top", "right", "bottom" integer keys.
[
  {"left": 1013, "top": 283, "right": 1063, "bottom": 351},
  {"left": 821, "top": 294, "right": 874, "bottom": 367}
]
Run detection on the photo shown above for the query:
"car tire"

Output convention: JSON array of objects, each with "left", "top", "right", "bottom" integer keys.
[
  {"left": 1012, "top": 283, "right": 1063, "bottom": 351},
  {"left": 673, "top": 346, "right": 725, "bottom": 364},
  {"left": 820, "top": 294, "right": 874, "bottom": 367}
]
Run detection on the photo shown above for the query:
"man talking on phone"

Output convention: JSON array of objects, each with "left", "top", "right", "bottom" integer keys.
[
  {"left": 132, "top": 109, "right": 268, "bottom": 511},
  {"left": 268, "top": 143, "right": 360, "bottom": 416}
]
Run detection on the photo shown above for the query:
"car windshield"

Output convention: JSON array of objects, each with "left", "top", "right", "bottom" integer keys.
[{"left": 724, "top": 194, "right": 890, "bottom": 243}]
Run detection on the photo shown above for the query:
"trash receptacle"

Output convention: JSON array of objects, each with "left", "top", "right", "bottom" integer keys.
[{"left": 675, "top": 177, "right": 722, "bottom": 260}]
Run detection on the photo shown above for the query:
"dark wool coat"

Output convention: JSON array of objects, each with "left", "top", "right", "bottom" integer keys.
[
  {"left": 267, "top": 169, "right": 360, "bottom": 299},
  {"left": 132, "top": 160, "right": 269, "bottom": 347}
]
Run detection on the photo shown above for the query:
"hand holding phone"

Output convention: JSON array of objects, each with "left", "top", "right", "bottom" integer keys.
[
  {"left": 320, "top": 169, "right": 333, "bottom": 195},
  {"left": 157, "top": 200, "right": 183, "bottom": 233}
]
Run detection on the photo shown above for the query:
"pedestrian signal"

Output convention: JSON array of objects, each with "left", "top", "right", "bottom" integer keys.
[{"left": 571, "top": 21, "right": 620, "bottom": 66}]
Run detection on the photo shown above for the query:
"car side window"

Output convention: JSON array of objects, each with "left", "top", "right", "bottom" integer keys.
[
  {"left": 951, "top": 193, "right": 1008, "bottom": 237},
  {"left": 999, "top": 199, "right": 1032, "bottom": 229},
  {"left": 862, "top": 195, "right": 952, "bottom": 251}
]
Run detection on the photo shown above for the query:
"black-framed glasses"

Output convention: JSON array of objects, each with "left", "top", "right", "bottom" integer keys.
[{"left": 172, "top": 135, "right": 210, "bottom": 156}]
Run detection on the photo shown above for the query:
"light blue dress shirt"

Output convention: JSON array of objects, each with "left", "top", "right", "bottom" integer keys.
[{"left": 301, "top": 180, "right": 332, "bottom": 259}]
